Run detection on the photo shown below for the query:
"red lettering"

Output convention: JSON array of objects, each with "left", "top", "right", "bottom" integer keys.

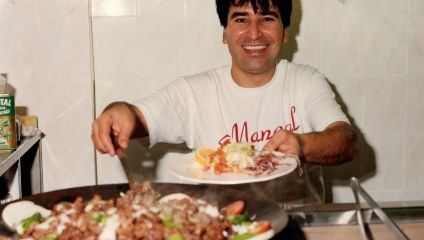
[
  {"left": 218, "top": 135, "right": 231, "bottom": 145},
  {"left": 251, "top": 132, "right": 260, "bottom": 142},
  {"left": 274, "top": 125, "right": 283, "bottom": 133},
  {"left": 239, "top": 121, "right": 249, "bottom": 143},
  {"left": 217, "top": 106, "right": 300, "bottom": 145},
  {"left": 291, "top": 106, "right": 300, "bottom": 131},
  {"left": 284, "top": 124, "right": 292, "bottom": 131},
  {"left": 231, "top": 123, "right": 239, "bottom": 142},
  {"left": 261, "top": 129, "right": 272, "bottom": 141},
  {"left": 230, "top": 121, "right": 249, "bottom": 143}
]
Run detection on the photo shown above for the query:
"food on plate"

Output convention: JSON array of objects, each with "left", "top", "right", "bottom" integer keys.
[
  {"left": 195, "top": 147, "right": 216, "bottom": 166},
  {"left": 195, "top": 141, "right": 293, "bottom": 176},
  {"left": 158, "top": 193, "right": 191, "bottom": 204},
  {"left": 1, "top": 182, "right": 273, "bottom": 240}
]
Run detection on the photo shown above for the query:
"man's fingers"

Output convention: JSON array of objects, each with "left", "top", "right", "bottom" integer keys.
[
  {"left": 116, "top": 148, "right": 126, "bottom": 160},
  {"left": 278, "top": 144, "right": 292, "bottom": 154},
  {"left": 263, "top": 141, "right": 277, "bottom": 152},
  {"left": 117, "top": 125, "right": 132, "bottom": 150},
  {"left": 91, "top": 121, "right": 108, "bottom": 154},
  {"left": 263, "top": 131, "right": 286, "bottom": 151},
  {"left": 91, "top": 102, "right": 140, "bottom": 157},
  {"left": 97, "top": 116, "right": 116, "bottom": 156},
  {"left": 112, "top": 122, "right": 120, "bottom": 135}
]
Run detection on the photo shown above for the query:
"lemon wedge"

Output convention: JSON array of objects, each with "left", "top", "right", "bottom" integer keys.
[{"left": 195, "top": 147, "right": 215, "bottom": 167}]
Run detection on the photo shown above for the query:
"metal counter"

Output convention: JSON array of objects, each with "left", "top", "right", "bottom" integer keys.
[
  {"left": 272, "top": 202, "right": 424, "bottom": 239},
  {"left": 288, "top": 202, "right": 424, "bottom": 226},
  {"left": 0, "top": 131, "right": 42, "bottom": 199}
]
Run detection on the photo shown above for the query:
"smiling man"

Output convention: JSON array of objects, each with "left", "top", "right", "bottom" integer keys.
[
  {"left": 92, "top": 0, "right": 357, "bottom": 205},
  {"left": 223, "top": 1, "right": 287, "bottom": 87}
]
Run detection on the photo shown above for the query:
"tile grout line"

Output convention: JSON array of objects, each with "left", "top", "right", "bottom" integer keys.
[
  {"left": 88, "top": 0, "right": 98, "bottom": 185},
  {"left": 402, "top": 0, "right": 411, "bottom": 196}
]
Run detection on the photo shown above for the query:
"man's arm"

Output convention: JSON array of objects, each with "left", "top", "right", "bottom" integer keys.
[
  {"left": 91, "top": 101, "right": 148, "bottom": 157},
  {"left": 264, "top": 121, "right": 358, "bottom": 165},
  {"left": 299, "top": 121, "right": 358, "bottom": 165}
]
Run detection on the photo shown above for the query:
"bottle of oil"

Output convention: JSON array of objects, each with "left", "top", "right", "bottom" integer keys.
[{"left": 0, "top": 94, "right": 16, "bottom": 150}]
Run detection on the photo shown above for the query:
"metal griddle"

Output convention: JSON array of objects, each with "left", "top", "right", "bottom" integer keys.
[{"left": 0, "top": 182, "right": 288, "bottom": 239}]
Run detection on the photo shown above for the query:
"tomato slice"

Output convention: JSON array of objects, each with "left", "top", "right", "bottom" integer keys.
[
  {"left": 214, "top": 163, "right": 231, "bottom": 174},
  {"left": 214, "top": 164, "right": 223, "bottom": 174},
  {"left": 250, "top": 220, "right": 272, "bottom": 235},
  {"left": 221, "top": 200, "right": 245, "bottom": 215}
]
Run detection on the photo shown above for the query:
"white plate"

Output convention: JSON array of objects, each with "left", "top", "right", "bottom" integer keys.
[{"left": 167, "top": 152, "right": 298, "bottom": 185}]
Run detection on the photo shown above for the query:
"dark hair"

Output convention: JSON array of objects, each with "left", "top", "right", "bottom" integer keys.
[{"left": 216, "top": 0, "right": 292, "bottom": 28}]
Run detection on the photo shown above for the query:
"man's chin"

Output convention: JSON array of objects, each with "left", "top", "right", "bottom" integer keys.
[{"left": 241, "top": 64, "right": 276, "bottom": 75}]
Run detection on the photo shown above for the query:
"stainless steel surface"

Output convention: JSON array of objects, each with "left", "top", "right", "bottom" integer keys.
[
  {"left": 294, "top": 155, "right": 303, "bottom": 176},
  {"left": 33, "top": 142, "right": 43, "bottom": 193},
  {"left": 17, "top": 157, "right": 21, "bottom": 198},
  {"left": 0, "top": 132, "right": 42, "bottom": 198},
  {"left": 351, "top": 177, "right": 409, "bottom": 240},
  {"left": 289, "top": 204, "right": 424, "bottom": 226},
  {"left": 119, "top": 154, "right": 136, "bottom": 186},
  {"left": 0, "top": 132, "right": 41, "bottom": 176},
  {"left": 350, "top": 179, "right": 371, "bottom": 240}
]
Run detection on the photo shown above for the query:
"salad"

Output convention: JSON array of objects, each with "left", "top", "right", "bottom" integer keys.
[{"left": 196, "top": 142, "right": 288, "bottom": 176}]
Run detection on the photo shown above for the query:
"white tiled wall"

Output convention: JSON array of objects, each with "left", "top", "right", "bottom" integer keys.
[
  {"left": 0, "top": 0, "right": 94, "bottom": 197},
  {"left": 1, "top": 0, "right": 423, "bottom": 203}
]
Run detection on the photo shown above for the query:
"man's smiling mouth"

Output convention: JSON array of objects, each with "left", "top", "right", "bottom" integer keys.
[{"left": 242, "top": 45, "right": 267, "bottom": 50}]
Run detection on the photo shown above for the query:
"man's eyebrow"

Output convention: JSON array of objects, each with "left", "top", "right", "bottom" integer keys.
[
  {"left": 229, "top": 10, "right": 280, "bottom": 19},
  {"left": 230, "top": 11, "right": 248, "bottom": 19},
  {"left": 260, "top": 11, "right": 280, "bottom": 18}
]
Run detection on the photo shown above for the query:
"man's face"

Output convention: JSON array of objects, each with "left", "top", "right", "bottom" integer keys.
[{"left": 223, "top": 2, "right": 288, "bottom": 78}]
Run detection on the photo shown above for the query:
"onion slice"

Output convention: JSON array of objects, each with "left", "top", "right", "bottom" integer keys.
[{"left": 2, "top": 200, "right": 51, "bottom": 232}]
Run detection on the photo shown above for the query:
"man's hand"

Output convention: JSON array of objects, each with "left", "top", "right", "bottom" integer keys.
[
  {"left": 91, "top": 102, "right": 146, "bottom": 157},
  {"left": 263, "top": 122, "right": 358, "bottom": 165},
  {"left": 263, "top": 130, "right": 302, "bottom": 157}
]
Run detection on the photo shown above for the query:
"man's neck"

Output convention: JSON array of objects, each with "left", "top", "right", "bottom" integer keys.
[{"left": 231, "top": 66, "right": 277, "bottom": 88}]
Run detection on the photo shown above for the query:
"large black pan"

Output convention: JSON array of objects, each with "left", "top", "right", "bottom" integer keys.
[{"left": 0, "top": 182, "right": 288, "bottom": 239}]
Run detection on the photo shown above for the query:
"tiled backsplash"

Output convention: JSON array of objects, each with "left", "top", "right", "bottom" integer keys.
[
  {"left": 0, "top": 0, "right": 423, "bottom": 203},
  {"left": 0, "top": 0, "right": 95, "bottom": 198},
  {"left": 91, "top": 0, "right": 138, "bottom": 17}
]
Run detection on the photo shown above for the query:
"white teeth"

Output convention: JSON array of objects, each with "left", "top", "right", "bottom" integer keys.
[{"left": 243, "top": 45, "right": 267, "bottom": 50}]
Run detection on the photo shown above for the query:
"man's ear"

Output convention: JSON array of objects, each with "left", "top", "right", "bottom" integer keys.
[
  {"left": 223, "top": 29, "right": 228, "bottom": 44},
  {"left": 283, "top": 28, "right": 289, "bottom": 43}
]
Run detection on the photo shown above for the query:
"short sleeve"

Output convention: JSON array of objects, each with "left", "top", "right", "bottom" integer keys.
[
  {"left": 133, "top": 78, "right": 193, "bottom": 147},
  {"left": 304, "top": 71, "right": 350, "bottom": 131}
]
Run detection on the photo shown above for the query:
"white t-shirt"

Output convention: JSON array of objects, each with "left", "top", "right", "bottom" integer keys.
[{"left": 135, "top": 60, "right": 349, "bottom": 204}]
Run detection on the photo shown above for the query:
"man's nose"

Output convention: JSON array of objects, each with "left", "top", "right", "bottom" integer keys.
[{"left": 247, "top": 21, "right": 262, "bottom": 40}]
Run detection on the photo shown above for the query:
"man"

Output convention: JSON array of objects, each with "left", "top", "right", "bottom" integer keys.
[{"left": 92, "top": 0, "right": 357, "bottom": 205}]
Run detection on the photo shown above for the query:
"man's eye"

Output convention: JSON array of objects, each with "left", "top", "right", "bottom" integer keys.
[
  {"left": 261, "top": 17, "right": 275, "bottom": 22},
  {"left": 235, "top": 18, "right": 247, "bottom": 23}
]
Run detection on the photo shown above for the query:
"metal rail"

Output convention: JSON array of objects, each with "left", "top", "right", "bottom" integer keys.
[
  {"left": 350, "top": 177, "right": 409, "bottom": 240},
  {"left": 351, "top": 179, "right": 372, "bottom": 240}
]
